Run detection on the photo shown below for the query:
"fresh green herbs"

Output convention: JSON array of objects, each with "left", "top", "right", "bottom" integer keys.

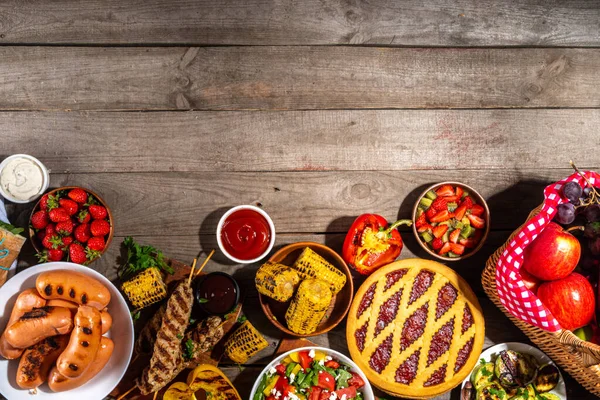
[
  {"left": 130, "top": 310, "right": 141, "bottom": 321},
  {"left": 118, "top": 236, "right": 174, "bottom": 280},
  {"left": 0, "top": 221, "right": 24, "bottom": 236},
  {"left": 182, "top": 338, "right": 195, "bottom": 361},
  {"left": 237, "top": 315, "right": 248, "bottom": 323},
  {"left": 198, "top": 298, "right": 209, "bottom": 304}
]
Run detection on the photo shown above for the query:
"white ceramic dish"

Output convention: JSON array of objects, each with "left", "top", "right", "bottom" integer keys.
[
  {"left": 216, "top": 205, "right": 276, "bottom": 264},
  {"left": 461, "top": 342, "right": 566, "bottom": 399},
  {"left": 250, "top": 346, "right": 375, "bottom": 400},
  {"left": 0, "top": 154, "right": 49, "bottom": 204},
  {"left": 0, "top": 262, "right": 134, "bottom": 400}
]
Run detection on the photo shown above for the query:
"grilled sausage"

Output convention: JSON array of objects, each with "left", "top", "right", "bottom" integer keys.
[
  {"left": 36, "top": 270, "right": 110, "bottom": 310},
  {"left": 48, "top": 336, "right": 114, "bottom": 392},
  {"left": 16, "top": 335, "right": 69, "bottom": 389},
  {"left": 47, "top": 299, "right": 79, "bottom": 310},
  {"left": 56, "top": 306, "right": 101, "bottom": 378},
  {"left": 100, "top": 309, "right": 112, "bottom": 335},
  {"left": 0, "top": 289, "right": 47, "bottom": 359},
  {"left": 5, "top": 307, "right": 73, "bottom": 349},
  {"left": 43, "top": 301, "right": 110, "bottom": 334}
]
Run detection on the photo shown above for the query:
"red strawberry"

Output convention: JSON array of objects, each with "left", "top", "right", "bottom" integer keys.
[
  {"left": 443, "top": 195, "right": 461, "bottom": 202},
  {"left": 87, "top": 236, "right": 105, "bottom": 251},
  {"left": 68, "top": 188, "right": 88, "bottom": 204},
  {"left": 56, "top": 220, "right": 74, "bottom": 236},
  {"left": 48, "top": 248, "right": 64, "bottom": 261},
  {"left": 415, "top": 213, "right": 427, "bottom": 228},
  {"left": 90, "top": 219, "right": 110, "bottom": 237},
  {"left": 430, "top": 210, "right": 454, "bottom": 223},
  {"left": 49, "top": 208, "right": 70, "bottom": 223},
  {"left": 46, "top": 193, "right": 60, "bottom": 210},
  {"left": 39, "top": 194, "right": 49, "bottom": 210},
  {"left": 69, "top": 243, "right": 87, "bottom": 264},
  {"left": 61, "top": 236, "right": 73, "bottom": 250},
  {"left": 449, "top": 229, "right": 461, "bottom": 244},
  {"left": 455, "top": 186, "right": 464, "bottom": 199},
  {"left": 470, "top": 204, "right": 485, "bottom": 216},
  {"left": 417, "top": 223, "right": 432, "bottom": 233},
  {"left": 77, "top": 209, "right": 90, "bottom": 224},
  {"left": 432, "top": 225, "right": 449, "bottom": 239},
  {"left": 45, "top": 223, "right": 56, "bottom": 235},
  {"left": 431, "top": 197, "right": 448, "bottom": 212},
  {"left": 42, "top": 234, "right": 63, "bottom": 250},
  {"left": 425, "top": 207, "right": 437, "bottom": 220},
  {"left": 439, "top": 242, "right": 452, "bottom": 255},
  {"left": 431, "top": 238, "right": 444, "bottom": 250},
  {"left": 74, "top": 224, "right": 91, "bottom": 243},
  {"left": 435, "top": 185, "right": 455, "bottom": 197},
  {"left": 89, "top": 205, "right": 108, "bottom": 220},
  {"left": 31, "top": 211, "right": 49, "bottom": 229},
  {"left": 459, "top": 238, "right": 478, "bottom": 248},
  {"left": 467, "top": 214, "right": 485, "bottom": 229},
  {"left": 461, "top": 196, "right": 474, "bottom": 210},
  {"left": 449, "top": 243, "right": 465, "bottom": 255},
  {"left": 454, "top": 204, "right": 467, "bottom": 220},
  {"left": 59, "top": 199, "right": 79, "bottom": 216}
]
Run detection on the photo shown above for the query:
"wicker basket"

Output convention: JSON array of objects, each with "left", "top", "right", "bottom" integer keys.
[{"left": 482, "top": 205, "right": 600, "bottom": 396}]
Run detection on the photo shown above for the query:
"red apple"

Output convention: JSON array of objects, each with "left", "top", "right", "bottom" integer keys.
[
  {"left": 537, "top": 272, "right": 595, "bottom": 330},
  {"left": 519, "top": 267, "right": 541, "bottom": 294},
  {"left": 523, "top": 222, "right": 581, "bottom": 281}
]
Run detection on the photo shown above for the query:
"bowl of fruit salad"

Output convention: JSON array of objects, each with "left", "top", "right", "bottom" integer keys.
[
  {"left": 413, "top": 182, "right": 490, "bottom": 261},
  {"left": 250, "top": 347, "right": 374, "bottom": 400},
  {"left": 29, "top": 186, "right": 114, "bottom": 265}
]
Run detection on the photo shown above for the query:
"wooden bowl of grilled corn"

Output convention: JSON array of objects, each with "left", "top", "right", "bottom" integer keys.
[{"left": 257, "top": 242, "right": 353, "bottom": 337}]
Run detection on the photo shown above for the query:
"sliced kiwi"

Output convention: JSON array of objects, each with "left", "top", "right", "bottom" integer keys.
[
  {"left": 420, "top": 197, "right": 433, "bottom": 208},
  {"left": 421, "top": 231, "right": 433, "bottom": 243},
  {"left": 425, "top": 190, "right": 438, "bottom": 200}
]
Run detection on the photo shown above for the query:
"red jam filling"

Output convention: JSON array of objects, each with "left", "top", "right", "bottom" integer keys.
[
  {"left": 435, "top": 283, "right": 458, "bottom": 320},
  {"left": 427, "top": 318, "right": 454, "bottom": 366},
  {"left": 369, "top": 334, "right": 393, "bottom": 373},
  {"left": 408, "top": 270, "right": 435, "bottom": 305},
  {"left": 374, "top": 289, "right": 402, "bottom": 337},
  {"left": 384, "top": 268, "right": 408, "bottom": 291},
  {"left": 424, "top": 364, "right": 447, "bottom": 386},
  {"left": 455, "top": 337, "right": 474, "bottom": 373},
  {"left": 395, "top": 349, "right": 420, "bottom": 384},
  {"left": 357, "top": 282, "right": 377, "bottom": 318},
  {"left": 462, "top": 305, "right": 474, "bottom": 334},
  {"left": 400, "top": 304, "right": 428, "bottom": 351},
  {"left": 355, "top": 322, "right": 368, "bottom": 352}
]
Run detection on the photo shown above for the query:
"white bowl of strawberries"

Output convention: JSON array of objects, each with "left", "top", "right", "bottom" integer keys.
[{"left": 29, "top": 187, "right": 114, "bottom": 265}]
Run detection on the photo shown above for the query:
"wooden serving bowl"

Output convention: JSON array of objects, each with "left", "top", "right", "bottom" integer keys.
[
  {"left": 412, "top": 181, "right": 490, "bottom": 262},
  {"left": 258, "top": 242, "right": 354, "bottom": 337},
  {"left": 29, "top": 186, "right": 114, "bottom": 263}
]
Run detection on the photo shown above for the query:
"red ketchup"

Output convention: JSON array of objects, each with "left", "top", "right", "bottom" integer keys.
[{"left": 220, "top": 209, "right": 271, "bottom": 260}]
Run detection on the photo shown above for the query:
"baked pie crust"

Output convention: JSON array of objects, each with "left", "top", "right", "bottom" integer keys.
[{"left": 346, "top": 259, "right": 484, "bottom": 398}]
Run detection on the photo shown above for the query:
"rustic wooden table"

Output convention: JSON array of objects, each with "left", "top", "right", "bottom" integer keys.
[{"left": 2, "top": 0, "right": 600, "bottom": 398}]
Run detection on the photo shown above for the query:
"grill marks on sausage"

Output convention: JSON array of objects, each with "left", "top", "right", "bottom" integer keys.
[
  {"left": 69, "top": 289, "right": 76, "bottom": 299},
  {"left": 357, "top": 282, "right": 377, "bottom": 318},
  {"left": 44, "top": 285, "right": 52, "bottom": 296},
  {"left": 408, "top": 270, "right": 435, "bottom": 305},
  {"left": 81, "top": 294, "right": 88, "bottom": 304},
  {"left": 21, "top": 307, "right": 51, "bottom": 320},
  {"left": 81, "top": 341, "right": 89, "bottom": 347},
  {"left": 68, "top": 364, "right": 78, "bottom": 371},
  {"left": 82, "top": 327, "right": 92, "bottom": 335}
]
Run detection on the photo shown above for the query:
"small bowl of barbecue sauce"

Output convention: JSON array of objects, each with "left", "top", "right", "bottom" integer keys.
[
  {"left": 216, "top": 205, "right": 275, "bottom": 264},
  {"left": 194, "top": 272, "right": 240, "bottom": 315}
]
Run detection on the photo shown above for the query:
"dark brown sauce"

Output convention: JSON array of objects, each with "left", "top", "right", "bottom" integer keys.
[{"left": 196, "top": 273, "right": 238, "bottom": 315}]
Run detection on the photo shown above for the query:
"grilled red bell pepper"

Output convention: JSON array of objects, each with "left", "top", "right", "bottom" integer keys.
[{"left": 342, "top": 214, "right": 412, "bottom": 275}]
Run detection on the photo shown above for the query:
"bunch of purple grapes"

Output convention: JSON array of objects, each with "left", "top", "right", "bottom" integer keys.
[{"left": 555, "top": 182, "right": 600, "bottom": 225}]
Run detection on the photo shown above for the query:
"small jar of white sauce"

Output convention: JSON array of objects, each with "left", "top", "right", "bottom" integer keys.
[{"left": 0, "top": 155, "right": 49, "bottom": 203}]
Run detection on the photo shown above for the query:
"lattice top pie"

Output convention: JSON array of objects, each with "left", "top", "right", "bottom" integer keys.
[{"left": 346, "top": 259, "right": 484, "bottom": 398}]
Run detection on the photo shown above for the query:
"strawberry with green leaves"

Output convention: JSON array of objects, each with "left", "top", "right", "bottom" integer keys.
[
  {"left": 59, "top": 199, "right": 79, "bottom": 216},
  {"left": 49, "top": 208, "right": 70, "bottom": 223},
  {"left": 56, "top": 220, "right": 74, "bottom": 236},
  {"left": 42, "top": 234, "right": 63, "bottom": 250},
  {"left": 90, "top": 220, "right": 110, "bottom": 237},
  {"left": 77, "top": 209, "right": 90, "bottom": 224},
  {"left": 67, "top": 188, "right": 88, "bottom": 204},
  {"left": 31, "top": 211, "right": 49, "bottom": 229},
  {"left": 74, "top": 224, "right": 91, "bottom": 243},
  {"left": 89, "top": 205, "right": 108, "bottom": 220},
  {"left": 69, "top": 243, "right": 87, "bottom": 264},
  {"left": 87, "top": 236, "right": 105, "bottom": 251}
]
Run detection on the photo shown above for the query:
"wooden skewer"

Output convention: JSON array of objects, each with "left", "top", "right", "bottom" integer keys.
[
  {"left": 153, "top": 391, "right": 158, "bottom": 400},
  {"left": 194, "top": 249, "right": 215, "bottom": 277},
  {"left": 131, "top": 353, "right": 140, "bottom": 364},
  {"left": 116, "top": 385, "right": 137, "bottom": 400},
  {"left": 187, "top": 258, "right": 198, "bottom": 286}
]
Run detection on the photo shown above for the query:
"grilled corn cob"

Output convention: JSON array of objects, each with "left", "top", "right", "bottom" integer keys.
[
  {"left": 291, "top": 247, "right": 346, "bottom": 294},
  {"left": 255, "top": 262, "right": 300, "bottom": 302},
  {"left": 224, "top": 321, "right": 268, "bottom": 364},
  {"left": 285, "top": 279, "right": 332, "bottom": 335},
  {"left": 121, "top": 267, "right": 168, "bottom": 309}
]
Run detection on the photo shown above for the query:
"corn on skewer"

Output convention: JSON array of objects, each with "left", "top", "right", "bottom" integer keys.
[
  {"left": 285, "top": 279, "right": 332, "bottom": 335},
  {"left": 291, "top": 247, "right": 346, "bottom": 294},
  {"left": 255, "top": 262, "right": 300, "bottom": 302},
  {"left": 224, "top": 321, "right": 268, "bottom": 364},
  {"left": 121, "top": 267, "right": 168, "bottom": 309}
]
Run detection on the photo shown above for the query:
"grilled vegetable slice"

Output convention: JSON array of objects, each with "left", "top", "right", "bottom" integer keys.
[
  {"left": 285, "top": 279, "right": 332, "bottom": 335},
  {"left": 471, "top": 361, "right": 494, "bottom": 389},
  {"left": 121, "top": 267, "right": 167, "bottom": 309},
  {"left": 537, "top": 393, "right": 560, "bottom": 400},
  {"left": 255, "top": 262, "right": 300, "bottom": 302},
  {"left": 509, "top": 384, "right": 536, "bottom": 399},
  {"left": 163, "top": 382, "right": 195, "bottom": 400},
  {"left": 534, "top": 364, "right": 559, "bottom": 393},
  {"left": 291, "top": 247, "right": 346, "bottom": 294},
  {"left": 224, "top": 321, "right": 268, "bottom": 364},
  {"left": 494, "top": 350, "right": 537, "bottom": 388},
  {"left": 476, "top": 382, "right": 507, "bottom": 400},
  {"left": 187, "top": 364, "right": 241, "bottom": 400}
]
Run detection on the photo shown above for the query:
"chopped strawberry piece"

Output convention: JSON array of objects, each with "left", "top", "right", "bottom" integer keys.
[
  {"left": 432, "top": 225, "right": 449, "bottom": 239},
  {"left": 459, "top": 238, "right": 478, "bottom": 248},
  {"left": 435, "top": 185, "right": 455, "bottom": 197},
  {"left": 425, "top": 207, "right": 437, "bottom": 220},
  {"left": 417, "top": 223, "right": 433, "bottom": 233},
  {"left": 467, "top": 214, "right": 485, "bottom": 229},
  {"left": 470, "top": 204, "right": 485, "bottom": 216},
  {"left": 461, "top": 196, "right": 474, "bottom": 209},
  {"left": 431, "top": 197, "right": 448, "bottom": 211},
  {"left": 431, "top": 238, "right": 444, "bottom": 250},
  {"left": 443, "top": 195, "right": 461, "bottom": 202},
  {"left": 415, "top": 213, "right": 427, "bottom": 228},
  {"left": 450, "top": 243, "right": 465, "bottom": 255},
  {"left": 449, "top": 229, "right": 461, "bottom": 244},
  {"left": 454, "top": 204, "right": 467, "bottom": 220},
  {"left": 439, "top": 242, "right": 452, "bottom": 255},
  {"left": 455, "top": 186, "right": 464, "bottom": 199},
  {"left": 430, "top": 210, "right": 454, "bottom": 223}
]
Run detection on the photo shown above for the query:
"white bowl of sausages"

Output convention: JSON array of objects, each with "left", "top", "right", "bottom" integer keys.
[{"left": 0, "top": 262, "right": 134, "bottom": 399}]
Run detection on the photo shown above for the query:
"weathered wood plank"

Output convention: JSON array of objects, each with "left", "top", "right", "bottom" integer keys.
[
  {"left": 2, "top": 110, "right": 599, "bottom": 173},
  {"left": 1, "top": 47, "right": 599, "bottom": 110},
  {"left": 0, "top": 0, "right": 598, "bottom": 46}
]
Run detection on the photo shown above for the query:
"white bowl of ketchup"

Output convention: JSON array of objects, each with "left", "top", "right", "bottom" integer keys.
[{"left": 216, "top": 205, "right": 276, "bottom": 264}]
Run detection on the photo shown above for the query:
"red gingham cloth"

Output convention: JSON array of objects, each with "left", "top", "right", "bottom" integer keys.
[{"left": 496, "top": 171, "right": 599, "bottom": 332}]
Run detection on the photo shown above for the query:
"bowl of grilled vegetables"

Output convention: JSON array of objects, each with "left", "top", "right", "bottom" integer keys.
[
  {"left": 255, "top": 242, "right": 353, "bottom": 337},
  {"left": 461, "top": 342, "right": 566, "bottom": 400}
]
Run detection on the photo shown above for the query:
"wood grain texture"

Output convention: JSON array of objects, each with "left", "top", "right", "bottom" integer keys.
[
  {"left": 1, "top": 47, "right": 599, "bottom": 110},
  {"left": 2, "top": 110, "right": 599, "bottom": 172},
  {"left": 0, "top": 0, "right": 598, "bottom": 46}
]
